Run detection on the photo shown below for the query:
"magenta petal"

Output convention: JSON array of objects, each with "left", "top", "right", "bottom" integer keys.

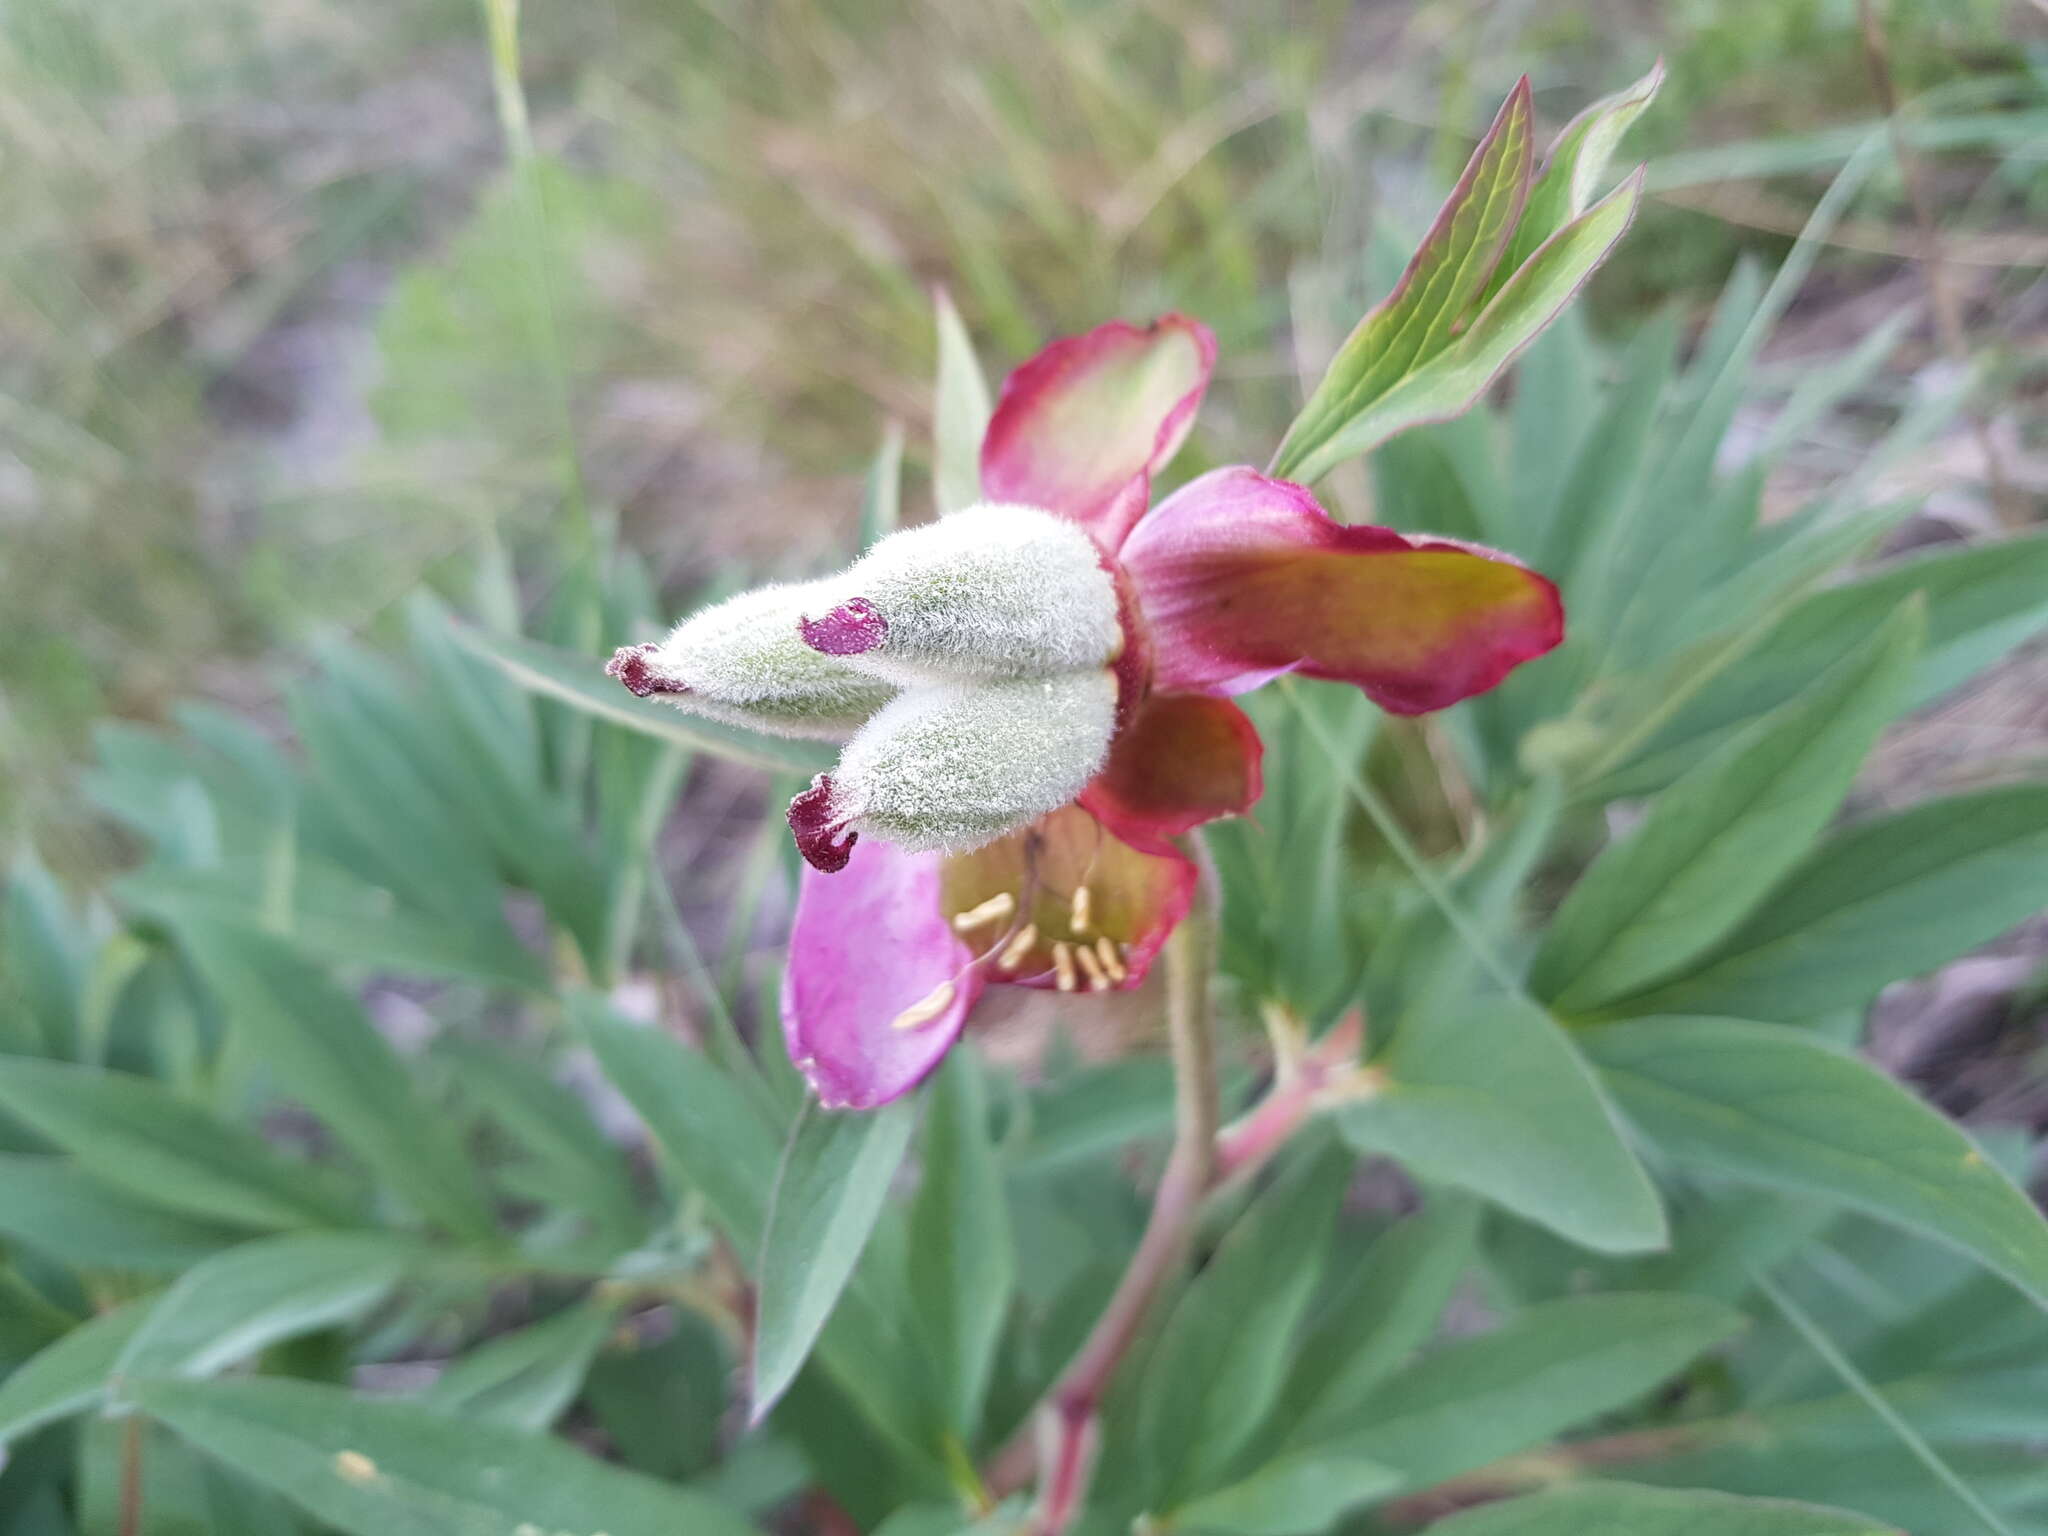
[
  {"left": 981, "top": 315, "right": 1215, "bottom": 549},
  {"left": 1122, "top": 467, "right": 1564, "bottom": 712},
  {"left": 782, "top": 837, "right": 983, "bottom": 1109}
]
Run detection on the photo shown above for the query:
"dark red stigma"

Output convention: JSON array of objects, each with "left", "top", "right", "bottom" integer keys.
[
  {"left": 788, "top": 776, "right": 857, "bottom": 873},
  {"left": 797, "top": 598, "right": 887, "bottom": 656},
  {"left": 606, "top": 643, "right": 686, "bottom": 698}
]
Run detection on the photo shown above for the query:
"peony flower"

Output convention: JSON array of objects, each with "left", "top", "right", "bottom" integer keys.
[{"left": 611, "top": 315, "right": 1562, "bottom": 1108}]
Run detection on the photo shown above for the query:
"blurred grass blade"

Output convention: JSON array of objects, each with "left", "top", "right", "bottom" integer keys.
[
  {"left": 861, "top": 420, "right": 907, "bottom": 549},
  {"left": 137, "top": 1376, "right": 763, "bottom": 1536},
  {"left": 1588, "top": 1018, "right": 2048, "bottom": 1310},
  {"left": 1420, "top": 1483, "right": 1897, "bottom": 1535},
  {"left": 450, "top": 622, "right": 833, "bottom": 775},
  {"left": 3, "top": 854, "right": 86, "bottom": 1060},
  {"left": 933, "top": 289, "right": 991, "bottom": 516},
  {"left": 0, "top": 1156, "right": 256, "bottom": 1272},
  {"left": 751, "top": 1097, "right": 916, "bottom": 1421}
]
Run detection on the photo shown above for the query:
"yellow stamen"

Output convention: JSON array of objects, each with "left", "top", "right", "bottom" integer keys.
[
  {"left": 950, "top": 891, "right": 1016, "bottom": 934},
  {"left": 1051, "top": 941, "right": 1079, "bottom": 993},
  {"left": 1073, "top": 941, "right": 1110, "bottom": 991},
  {"left": 1069, "top": 883, "right": 1093, "bottom": 935},
  {"left": 996, "top": 922, "right": 1039, "bottom": 971},
  {"left": 890, "top": 979, "right": 956, "bottom": 1031},
  {"left": 1094, "top": 935, "right": 1127, "bottom": 984}
]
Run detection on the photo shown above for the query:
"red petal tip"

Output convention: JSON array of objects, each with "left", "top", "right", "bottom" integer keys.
[{"left": 606, "top": 643, "right": 687, "bottom": 698}]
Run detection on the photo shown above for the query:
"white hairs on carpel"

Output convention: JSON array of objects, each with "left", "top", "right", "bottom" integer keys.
[
  {"left": 817, "top": 503, "right": 1121, "bottom": 687},
  {"left": 831, "top": 670, "right": 1118, "bottom": 853},
  {"left": 649, "top": 579, "right": 897, "bottom": 739}
]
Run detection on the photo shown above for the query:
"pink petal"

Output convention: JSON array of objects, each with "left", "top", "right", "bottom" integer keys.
[
  {"left": 782, "top": 838, "right": 983, "bottom": 1109},
  {"left": 1081, "top": 693, "right": 1264, "bottom": 848},
  {"left": 981, "top": 315, "right": 1215, "bottom": 549},
  {"left": 1121, "top": 467, "right": 1564, "bottom": 713}
]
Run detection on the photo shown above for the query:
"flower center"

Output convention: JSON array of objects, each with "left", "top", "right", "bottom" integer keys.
[{"left": 937, "top": 814, "right": 1134, "bottom": 992}]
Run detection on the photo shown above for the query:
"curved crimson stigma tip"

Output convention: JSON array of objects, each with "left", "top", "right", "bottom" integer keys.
[
  {"left": 789, "top": 776, "right": 857, "bottom": 872},
  {"left": 798, "top": 598, "right": 887, "bottom": 656},
  {"left": 606, "top": 643, "right": 687, "bottom": 699}
]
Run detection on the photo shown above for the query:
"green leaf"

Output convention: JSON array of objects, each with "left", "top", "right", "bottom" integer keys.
[
  {"left": 0, "top": 1156, "right": 256, "bottom": 1271},
  {"left": 933, "top": 289, "right": 992, "bottom": 516},
  {"left": 1338, "top": 995, "right": 1665, "bottom": 1253},
  {"left": 175, "top": 921, "right": 497, "bottom": 1243},
  {"left": 907, "top": 1051, "right": 1012, "bottom": 1440},
  {"left": 1586, "top": 1017, "right": 2048, "bottom": 1309},
  {"left": 1533, "top": 600, "right": 1922, "bottom": 1016},
  {"left": 0, "top": 1301, "right": 152, "bottom": 1447},
  {"left": 1605, "top": 532, "right": 2048, "bottom": 798},
  {"left": 0, "top": 1058, "right": 357, "bottom": 1231},
  {"left": 860, "top": 420, "right": 907, "bottom": 549},
  {"left": 1611, "top": 785, "right": 2048, "bottom": 1021},
  {"left": 1419, "top": 1483, "right": 1897, "bottom": 1535},
  {"left": 751, "top": 1098, "right": 916, "bottom": 1419},
  {"left": 1171, "top": 1448, "right": 1401, "bottom": 1536},
  {"left": 421, "top": 1297, "right": 619, "bottom": 1430},
  {"left": 448, "top": 621, "right": 832, "bottom": 775},
  {"left": 115, "top": 1232, "right": 424, "bottom": 1381},
  {"left": 3, "top": 854, "right": 86, "bottom": 1060},
  {"left": 136, "top": 1375, "right": 761, "bottom": 1536},
  {"left": 574, "top": 999, "right": 783, "bottom": 1254},
  {"left": 1282, "top": 172, "right": 1640, "bottom": 484},
  {"left": 1338, "top": 1293, "right": 1746, "bottom": 1490},
  {"left": 1272, "top": 1193, "right": 1482, "bottom": 1446},
  {"left": 1141, "top": 1138, "right": 1354, "bottom": 1505},
  {"left": 1272, "top": 81, "right": 1533, "bottom": 481}
]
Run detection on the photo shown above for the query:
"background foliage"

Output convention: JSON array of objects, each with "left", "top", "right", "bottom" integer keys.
[{"left": 2, "top": 1, "right": 2046, "bottom": 1533}]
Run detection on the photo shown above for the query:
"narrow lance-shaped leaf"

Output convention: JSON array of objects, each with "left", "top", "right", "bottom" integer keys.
[
  {"left": 1283, "top": 171, "right": 1643, "bottom": 484},
  {"left": 1586, "top": 1017, "right": 2048, "bottom": 1311},
  {"left": 1272, "top": 79, "right": 1534, "bottom": 480},
  {"left": 861, "top": 419, "right": 907, "bottom": 550},
  {"left": 1610, "top": 784, "right": 2048, "bottom": 1022},
  {"left": 933, "top": 288, "right": 991, "bottom": 516},
  {"left": 0, "top": 1300, "right": 152, "bottom": 1448},
  {"left": 750, "top": 1098, "right": 917, "bottom": 1421},
  {"left": 421, "top": 1297, "right": 621, "bottom": 1431},
  {"left": 0, "top": 1058, "right": 359, "bottom": 1231},
  {"left": 1532, "top": 598, "right": 1923, "bottom": 1017},
  {"left": 1169, "top": 1450, "right": 1401, "bottom": 1536},
  {"left": 137, "top": 1376, "right": 763, "bottom": 1536}
]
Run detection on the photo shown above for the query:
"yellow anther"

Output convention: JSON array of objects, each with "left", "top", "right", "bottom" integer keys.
[
  {"left": 333, "top": 1451, "right": 379, "bottom": 1485},
  {"left": 1069, "top": 883, "right": 1093, "bottom": 935},
  {"left": 996, "top": 922, "right": 1039, "bottom": 971},
  {"left": 1094, "top": 935, "right": 1127, "bottom": 984},
  {"left": 891, "top": 979, "right": 957, "bottom": 1031},
  {"left": 1052, "top": 941, "right": 1079, "bottom": 992},
  {"left": 1073, "top": 941, "right": 1110, "bottom": 991},
  {"left": 951, "top": 891, "right": 1016, "bottom": 934}
]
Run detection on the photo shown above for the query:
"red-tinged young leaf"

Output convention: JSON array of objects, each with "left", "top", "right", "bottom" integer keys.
[
  {"left": 1282, "top": 171, "right": 1643, "bottom": 484},
  {"left": 1480, "top": 60, "right": 1665, "bottom": 311},
  {"left": 1271, "top": 79, "right": 1534, "bottom": 481}
]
